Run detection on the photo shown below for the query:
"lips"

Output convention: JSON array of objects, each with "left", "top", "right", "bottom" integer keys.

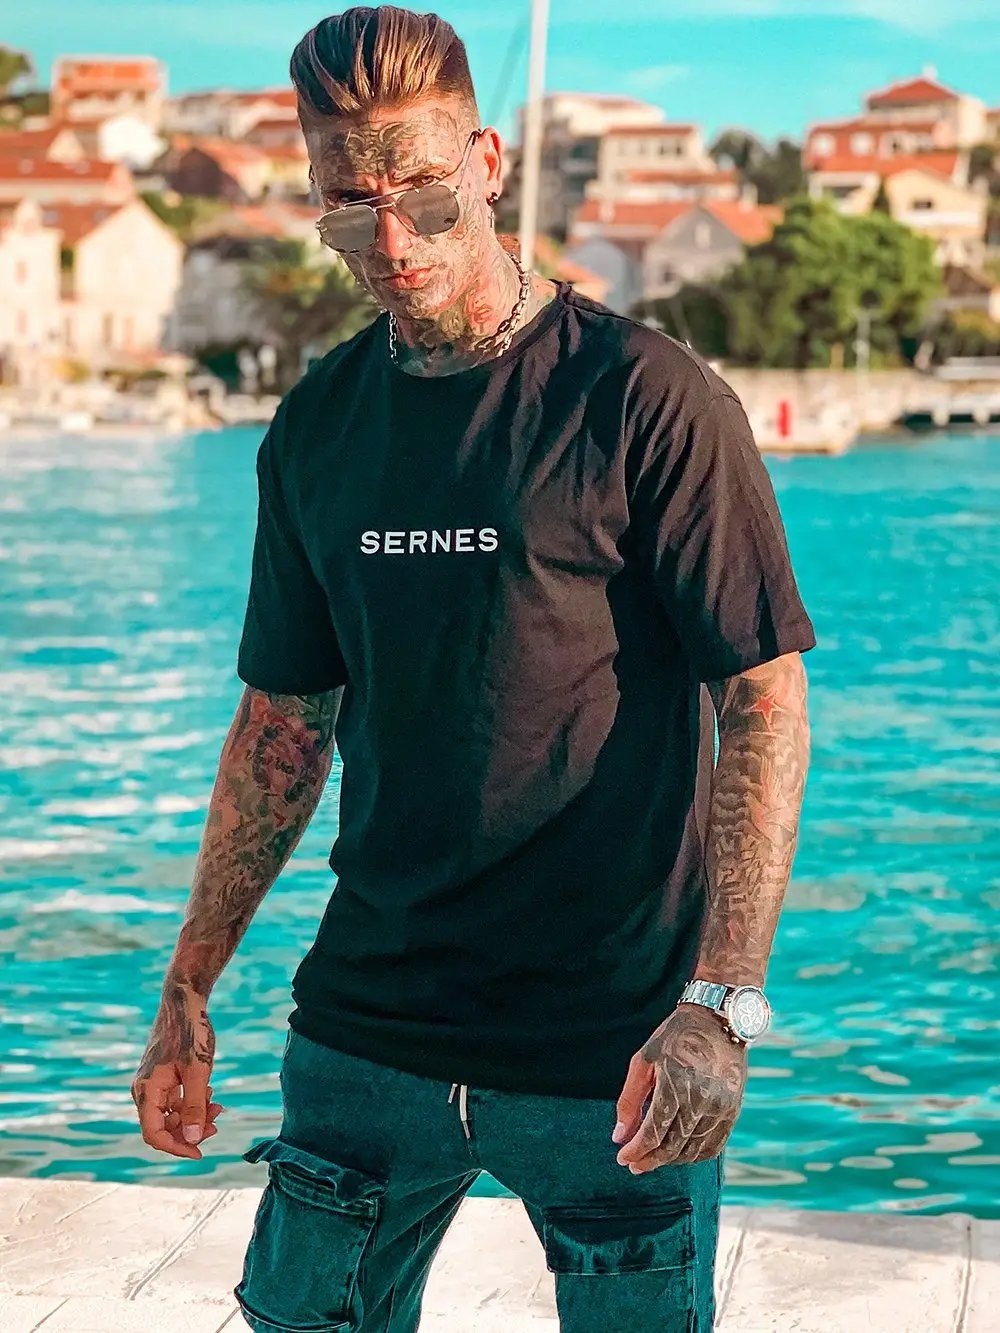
[{"left": 382, "top": 268, "right": 433, "bottom": 290}]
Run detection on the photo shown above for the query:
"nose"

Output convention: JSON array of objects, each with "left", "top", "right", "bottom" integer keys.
[{"left": 373, "top": 204, "right": 414, "bottom": 261}]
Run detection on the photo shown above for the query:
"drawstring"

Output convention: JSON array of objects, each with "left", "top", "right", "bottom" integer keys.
[{"left": 448, "top": 1081, "right": 471, "bottom": 1140}]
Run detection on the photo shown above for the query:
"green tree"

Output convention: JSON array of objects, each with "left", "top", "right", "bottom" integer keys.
[
  {"left": 969, "top": 142, "right": 1000, "bottom": 195},
  {"left": 723, "top": 196, "right": 939, "bottom": 368},
  {"left": 748, "top": 138, "right": 805, "bottom": 204},
  {"left": 0, "top": 46, "right": 32, "bottom": 97},
  {"left": 709, "top": 128, "right": 767, "bottom": 175},
  {"left": 709, "top": 130, "right": 804, "bottom": 204},
  {"left": 140, "top": 190, "right": 229, "bottom": 243},
  {"left": 242, "top": 239, "right": 378, "bottom": 390}
]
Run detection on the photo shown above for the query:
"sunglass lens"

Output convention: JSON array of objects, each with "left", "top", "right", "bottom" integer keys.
[
  {"left": 398, "top": 184, "right": 460, "bottom": 236},
  {"left": 319, "top": 206, "right": 377, "bottom": 252}
]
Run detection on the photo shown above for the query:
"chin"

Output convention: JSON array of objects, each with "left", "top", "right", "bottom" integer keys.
[{"left": 390, "top": 272, "right": 456, "bottom": 318}]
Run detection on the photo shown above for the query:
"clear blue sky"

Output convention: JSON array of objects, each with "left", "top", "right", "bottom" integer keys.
[{"left": 5, "top": 1, "right": 998, "bottom": 145}]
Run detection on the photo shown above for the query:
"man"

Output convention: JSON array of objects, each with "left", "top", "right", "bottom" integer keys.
[{"left": 130, "top": 7, "right": 814, "bottom": 1330}]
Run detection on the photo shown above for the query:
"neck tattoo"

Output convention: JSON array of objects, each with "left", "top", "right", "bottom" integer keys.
[{"left": 388, "top": 254, "right": 533, "bottom": 369}]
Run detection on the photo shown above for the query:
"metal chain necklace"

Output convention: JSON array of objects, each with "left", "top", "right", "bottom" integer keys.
[{"left": 388, "top": 253, "right": 532, "bottom": 367}]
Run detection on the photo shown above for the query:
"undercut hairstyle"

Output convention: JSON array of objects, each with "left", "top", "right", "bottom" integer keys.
[{"left": 290, "top": 6, "right": 479, "bottom": 125}]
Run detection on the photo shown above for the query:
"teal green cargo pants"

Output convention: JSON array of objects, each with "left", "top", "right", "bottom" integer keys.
[{"left": 234, "top": 1028, "right": 723, "bottom": 1332}]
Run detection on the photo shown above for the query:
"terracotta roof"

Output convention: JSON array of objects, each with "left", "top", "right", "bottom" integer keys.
[
  {"left": 181, "top": 137, "right": 270, "bottom": 171},
  {"left": 702, "top": 200, "right": 783, "bottom": 244},
  {"left": 807, "top": 114, "right": 940, "bottom": 138},
  {"left": 54, "top": 57, "right": 162, "bottom": 93},
  {"left": 866, "top": 75, "right": 959, "bottom": 106},
  {"left": 38, "top": 201, "right": 121, "bottom": 245},
  {"left": 573, "top": 198, "right": 693, "bottom": 234},
  {"left": 0, "top": 126, "right": 67, "bottom": 155},
  {"left": 0, "top": 155, "right": 123, "bottom": 182},
  {"left": 604, "top": 123, "right": 697, "bottom": 138},
  {"left": 810, "top": 150, "right": 960, "bottom": 179}
]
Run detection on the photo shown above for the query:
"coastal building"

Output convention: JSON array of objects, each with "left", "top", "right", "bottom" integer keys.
[
  {"left": 804, "top": 69, "right": 990, "bottom": 268},
  {"left": 642, "top": 200, "right": 783, "bottom": 299},
  {"left": 0, "top": 156, "right": 135, "bottom": 206},
  {"left": 163, "top": 87, "right": 298, "bottom": 140},
  {"left": 0, "top": 115, "right": 164, "bottom": 171},
  {"left": 503, "top": 92, "right": 666, "bottom": 238},
  {"left": 165, "top": 138, "right": 272, "bottom": 203},
  {"left": 257, "top": 145, "right": 311, "bottom": 199},
  {"left": 934, "top": 264, "right": 1000, "bottom": 323},
  {"left": 0, "top": 198, "right": 61, "bottom": 385},
  {"left": 167, "top": 203, "right": 327, "bottom": 355},
  {"left": 42, "top": 198, "right": 183, "bottom": 358},
  {"left": 61, "top": 114, "right": 165, "bottom": 171},
  {"left": 566, "top": 197, "right": 781, "bottom": 311},
  {"left": 589, "top": 123, "right": 734, "bottom": 202},
  {"left": 51, "top": 56, "right": 166, "bottom": 131},
  {"left": 167, "top": 234, "right": 271, "bottom": 355},
  {"left": 805, "top": 71, "right": 988, "bottom": 173},
  {"left": 881, "top": 167, "right": 988, "bottom": 268}
]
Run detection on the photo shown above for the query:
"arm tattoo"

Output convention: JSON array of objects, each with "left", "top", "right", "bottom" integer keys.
[
  {"left": 141, "top": 686, "right": 340, "bottom": 1067},
  {"left": 699, "top": 652, "right": 811, "bottom": 987}
]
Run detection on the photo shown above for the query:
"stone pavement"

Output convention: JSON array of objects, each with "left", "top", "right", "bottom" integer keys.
[{"left": 1, "top": 1176, "right": 998, "bottom": 1331}]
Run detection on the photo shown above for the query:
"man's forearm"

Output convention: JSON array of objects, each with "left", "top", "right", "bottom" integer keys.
[
  {"left": 698, "top": 652, "right": 811, "bottom": 988},
  {"left": 162, "top": 685, "right": 341, "bottom": 1004}
]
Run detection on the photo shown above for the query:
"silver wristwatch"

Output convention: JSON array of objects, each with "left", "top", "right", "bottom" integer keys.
[{"left": 678, "top": 979, "right": 772, "bottom": 1045}]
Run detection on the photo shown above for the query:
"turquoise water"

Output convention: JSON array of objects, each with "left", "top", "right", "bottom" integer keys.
[{"left": 0, "top": 426, "right": 997, "bottom": 1215}]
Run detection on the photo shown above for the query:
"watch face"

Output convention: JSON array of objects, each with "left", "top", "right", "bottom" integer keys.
[{"left": 725, "top": 987, "right": 771, "bottom": 1042}]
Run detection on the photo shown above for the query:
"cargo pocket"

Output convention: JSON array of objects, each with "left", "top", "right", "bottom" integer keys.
[
  {"left": 234, "top": 1135, "right": 388, "bottom": 1332},
  {"left": 541, "top": 1198, "right": 697, "bottom": 1331}
]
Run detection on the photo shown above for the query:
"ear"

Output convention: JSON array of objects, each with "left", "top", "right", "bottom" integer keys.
[{"left": 477, "top": 126, "right": 505, "bottom": 204}]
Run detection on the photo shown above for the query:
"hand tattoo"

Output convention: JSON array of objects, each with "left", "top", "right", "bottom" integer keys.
[{"left": 616, "top": 1006, "right": 747, "bottom": 1172}]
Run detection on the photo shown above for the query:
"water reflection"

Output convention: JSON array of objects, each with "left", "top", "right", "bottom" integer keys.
[{"left": 1, "top": 428, "right": 998, "bottom": 1215}]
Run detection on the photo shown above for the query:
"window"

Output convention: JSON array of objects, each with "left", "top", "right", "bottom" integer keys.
[
  {"left": 813, "top": 133, "right": 835, "bottom": 156},
  {"left": 695, "top": 221, "right": 712, "bottom": 249},
  {"left": 911, "top": 198, "right": 934, "bottom": 211},
  {"left": 851, "top": 133, "right": 873, "bottom": 154}
]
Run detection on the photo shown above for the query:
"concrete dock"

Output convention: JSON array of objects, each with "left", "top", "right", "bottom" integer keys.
[{"left": 1, "top": 1176, "right": 998, "bottom": 1331}]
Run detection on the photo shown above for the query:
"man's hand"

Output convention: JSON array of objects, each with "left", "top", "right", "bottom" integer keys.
[
  {"left": 130, "top": 985, "right": 226, "bottom": 1160},
  {"left": 612, "top": 1004, "right": 747, "bottom": 1174}
]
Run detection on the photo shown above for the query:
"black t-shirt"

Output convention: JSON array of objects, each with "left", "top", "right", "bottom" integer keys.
[{"left": 236, "top": 283, "right": 816, "bottom": 1099}]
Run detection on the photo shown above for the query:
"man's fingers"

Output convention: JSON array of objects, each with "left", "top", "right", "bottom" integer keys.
[
  {"left": 613, "top": 1055, "right": 655, "bottom": 1145},
  {"left": 178, "top": 1060, "right": 212, "bottom": 1144},
  {"left": 628, "top": 1117, "right": 722, "bottom": 1173},
  {"left": 136, "top": 1070, "right": 205, "bottom": 1159},
  {"left": 615, "top": 1086, "right": 678, "bottom": 1165}
]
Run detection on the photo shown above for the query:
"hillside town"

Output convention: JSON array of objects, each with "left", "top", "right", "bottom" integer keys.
[{"left": 0, "top": 49, "right": 999, "bottom": 438}]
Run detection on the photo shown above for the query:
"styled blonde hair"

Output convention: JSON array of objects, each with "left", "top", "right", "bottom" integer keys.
[{"left": 290, "top": 7, "right": 479, "bottom": 123}]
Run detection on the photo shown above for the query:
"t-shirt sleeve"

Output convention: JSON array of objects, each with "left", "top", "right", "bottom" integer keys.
[
  {"left": 628, "top": 389, "right": 817, "bottom": 682},
  {"left": 236, "top": 415, "right": 348, "bottom": 695}
]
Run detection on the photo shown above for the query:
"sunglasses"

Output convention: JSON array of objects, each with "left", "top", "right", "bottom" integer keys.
[{"left": 314, "top": 129, "right": 483, "bottom": 254}]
